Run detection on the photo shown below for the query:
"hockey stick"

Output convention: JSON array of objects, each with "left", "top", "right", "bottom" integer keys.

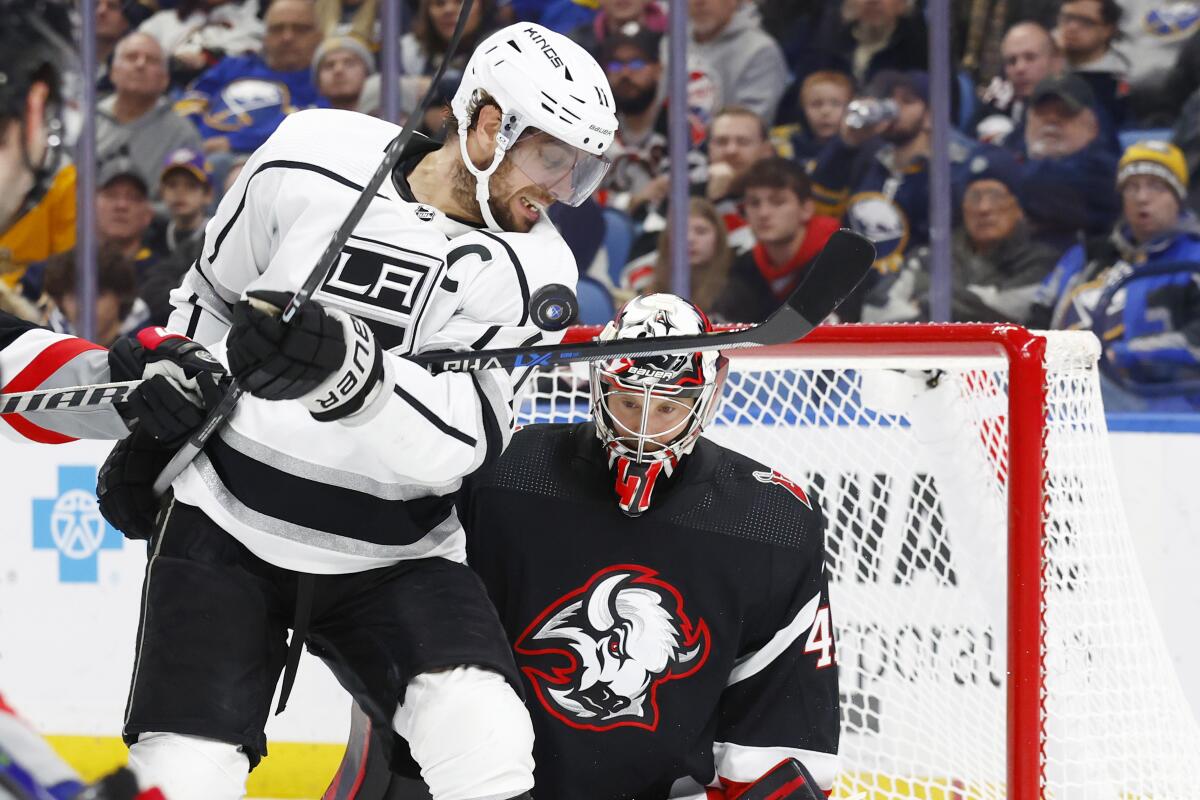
[
  {"left": 413, "top": 229, "right": 874, "bottom": 373},
  {"left": 2, "top": 231, "right": 872, "bottom": 494},
  {"left": 0, "top": 230, "right": 874, "bottom": 413},
  {"left": 0, "top": 380, "right": 139, "bottom": 416},
  {"left": 141, "top": 0, "right": 477, "bottom": 494}
]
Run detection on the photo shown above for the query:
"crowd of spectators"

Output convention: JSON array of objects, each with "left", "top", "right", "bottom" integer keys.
[{"left": 1, "top": 0, "right": 1198, "bottom": 410}]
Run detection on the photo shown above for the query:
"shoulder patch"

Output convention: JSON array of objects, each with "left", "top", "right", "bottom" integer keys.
[{"left": 752, "top": 469, "right": 813, "bottom": 509}]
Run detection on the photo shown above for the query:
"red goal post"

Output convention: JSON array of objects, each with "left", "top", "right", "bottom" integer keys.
[{"left": 518, "top": 322, "right": 1200, "bottom": 799}]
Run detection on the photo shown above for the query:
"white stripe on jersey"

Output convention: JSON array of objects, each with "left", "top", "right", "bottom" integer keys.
[{"left": 727, "top": 591, "right": 822, "bottom": 686}]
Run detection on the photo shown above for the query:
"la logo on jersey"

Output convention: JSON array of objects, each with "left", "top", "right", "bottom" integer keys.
[
  {"left": 516, "top": 564, "right": 710, "bottom": 732},
  {"left": 753, "top": 469, "right": 813, "bottom": 508},
  {"left": 316, "top": 234, "right": 442, "bottom": 350}
]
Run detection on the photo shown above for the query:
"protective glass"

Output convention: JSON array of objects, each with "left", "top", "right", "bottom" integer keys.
[{"left": 506, "top": 131, "right": 612, "bottom": 207}]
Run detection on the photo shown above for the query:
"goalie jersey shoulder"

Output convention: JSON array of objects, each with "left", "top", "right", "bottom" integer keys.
[
  {"left": 473, "top": 423, "right": 826, "bottom": 556},
  {"left": 671, "top": 436, "right": 827, "bottom": 556}
]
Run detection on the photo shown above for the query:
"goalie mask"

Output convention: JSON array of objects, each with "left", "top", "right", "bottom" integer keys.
[{"left": 591, "top": 294, "right": 728, "bottom": 516}]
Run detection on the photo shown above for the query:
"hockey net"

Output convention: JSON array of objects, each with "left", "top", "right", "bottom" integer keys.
[{"left": 514, "top": 323, "right": 1200, "bottom": 800}]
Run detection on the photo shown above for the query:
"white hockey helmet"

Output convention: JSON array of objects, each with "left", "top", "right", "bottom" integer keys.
[
  {"left": 591, "top": 295, "right": 729, "bottom": 514},
  {"left": 451, "top": 23, "right": 618, "bottom": 228}
]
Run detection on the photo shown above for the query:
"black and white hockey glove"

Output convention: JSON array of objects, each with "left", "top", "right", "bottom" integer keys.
[
  {"left": 109, "top": 327, "right": 228, "bottom": 447},
  {"left": 226, "top": 290, "right": 384, "bottom": 421},
  {"left": 96, "top": 424, "right": 175, "bottom": 540}
]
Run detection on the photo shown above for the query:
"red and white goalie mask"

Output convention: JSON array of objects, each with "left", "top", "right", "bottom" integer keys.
[{"left": 590, "top": 294, "right": 729, "bottom": 516}]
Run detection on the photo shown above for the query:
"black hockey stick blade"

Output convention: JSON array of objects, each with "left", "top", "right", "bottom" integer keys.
[
  {"left": 738, "top": 758, "right": 824, "bottom": 800},
  {"left": 411, "top": 228, "right": 875, "bottom": 373}
]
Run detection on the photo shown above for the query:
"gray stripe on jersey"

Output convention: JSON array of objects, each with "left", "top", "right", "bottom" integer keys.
[
  {"left": 192, "top": 451, "right": 463, "bottom": 557},
  {"left": 218, "top": 424, "right": 464, "bottom": 499},
  {"left": 180, "top": 268, "right": 235, "bottom": 321}
]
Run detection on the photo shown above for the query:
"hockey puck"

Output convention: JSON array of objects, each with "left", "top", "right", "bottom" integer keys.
[{"left": 529, "top": 284, "right": 579, "bottom": 331}]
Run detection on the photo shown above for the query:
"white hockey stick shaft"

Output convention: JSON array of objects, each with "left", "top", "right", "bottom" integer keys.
[{"left": 0, "top": 381, "right": 140, "bottom": 415}]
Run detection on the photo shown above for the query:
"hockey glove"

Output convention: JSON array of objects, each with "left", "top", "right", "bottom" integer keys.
[
  {"left": 109, "top": 327, "right": 228, "bottom": 447},
  {"left": 97, "top": 424, "right": 176, "bottom": 540},
  {"left": 226, "top": 290, "right": 384, "bottom": 421}
]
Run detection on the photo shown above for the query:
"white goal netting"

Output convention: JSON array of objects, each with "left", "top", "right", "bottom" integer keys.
[{"left": 514, "top": 325, "right": 1200, "bottom": 799}]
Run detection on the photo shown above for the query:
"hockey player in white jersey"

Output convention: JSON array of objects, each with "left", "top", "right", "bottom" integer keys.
[{"left": 102, "top": 22, "right": 620, "bottom": 800}]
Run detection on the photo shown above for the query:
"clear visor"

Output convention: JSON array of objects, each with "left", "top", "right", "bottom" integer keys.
[{"left": 506, "top": 131, "right": 612, "bottom": 207}]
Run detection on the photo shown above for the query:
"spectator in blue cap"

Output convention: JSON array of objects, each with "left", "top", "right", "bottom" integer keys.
[{"left": 895, "top": 146, "right": 1062, "bottom": 323}]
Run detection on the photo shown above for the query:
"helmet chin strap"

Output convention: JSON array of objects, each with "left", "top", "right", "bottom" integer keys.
[{"left": 457, "top": 127, "right": 506, "bottom": 231}]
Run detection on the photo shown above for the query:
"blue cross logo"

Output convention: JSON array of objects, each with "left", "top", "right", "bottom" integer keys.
[{"left": 33, "top": 466, "right": 122, "bottom": 583}]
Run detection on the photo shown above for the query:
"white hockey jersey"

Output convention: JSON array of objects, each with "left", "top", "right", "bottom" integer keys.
[{"left": 166, "top": 109, "right": 578, "bottom": 574}]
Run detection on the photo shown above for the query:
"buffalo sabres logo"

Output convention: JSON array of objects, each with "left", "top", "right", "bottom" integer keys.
[
  {"left": 516, "top": 564, "right": 710, "bottom": 732},
  {"left": 205, "top": 78, "right": 295, "bottom": 130},
  {"left": 846, "top": 191, "right": 910, "bottom": 273}
]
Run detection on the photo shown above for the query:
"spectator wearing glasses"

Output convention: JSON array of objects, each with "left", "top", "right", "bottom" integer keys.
[
  {"left": 1032, "top": 140, "right": 1200, "bottom": 408},
  {"left": 1053, "top": 0, "right": 1129, "bottom": 127},
  {"left": 594, "top": 31, "right": 671, "bottom": 216},
  {"left": 899, "top": 147, "right": 1060, "bottom": 323},
  {"left": 973, "top": 21, "right": 1064, "bottom": 145}
]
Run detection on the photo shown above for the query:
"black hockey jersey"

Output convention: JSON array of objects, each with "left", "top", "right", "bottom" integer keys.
[{"left": 461, "top": 423, "right": 839, "bottom": 799}]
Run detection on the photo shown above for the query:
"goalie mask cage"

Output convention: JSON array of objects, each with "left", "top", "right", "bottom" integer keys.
[{"left": 514, "top": 323, "right": 1200, "bottom": 800}]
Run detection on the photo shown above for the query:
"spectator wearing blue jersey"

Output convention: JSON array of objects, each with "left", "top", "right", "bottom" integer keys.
[
  {"left": 1031, "top": 141, "right": 1200, "bottom": 409},
  {"left": 176, "top": 0, "right": 327, "bottom": 156}
]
